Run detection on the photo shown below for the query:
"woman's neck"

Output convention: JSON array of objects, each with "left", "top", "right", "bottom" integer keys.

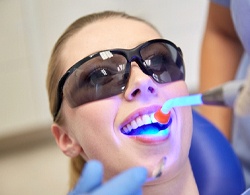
[{"left": 143, "top": 160, "right": 199, "bottom": 195}]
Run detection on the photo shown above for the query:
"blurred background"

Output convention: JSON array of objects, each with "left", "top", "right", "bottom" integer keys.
[{"left": 0, "top": 0, "right": 208, "bottom": 194}]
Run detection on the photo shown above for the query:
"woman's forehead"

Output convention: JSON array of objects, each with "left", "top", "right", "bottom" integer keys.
[{"left": 61, "top": 17, "right": 161, "bottom": 71}]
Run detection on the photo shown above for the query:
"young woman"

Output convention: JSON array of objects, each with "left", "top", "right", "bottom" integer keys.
[{"left": 46, "top": 11, "right": 198, "bottom": 194}]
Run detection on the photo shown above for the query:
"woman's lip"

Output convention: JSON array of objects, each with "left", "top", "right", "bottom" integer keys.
[
  {"left": 129, "top": 128, "right": 171, "bottom": 144},
  {"left": 119, "top": 105, "right": 162, "bottom": 129}
]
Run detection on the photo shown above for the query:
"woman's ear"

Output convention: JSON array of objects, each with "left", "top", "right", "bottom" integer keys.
[{"left": 51, "top": 123, "right": 82, "bottom": 158}]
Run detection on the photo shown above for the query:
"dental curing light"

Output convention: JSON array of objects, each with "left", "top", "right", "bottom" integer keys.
[
  {"left": 155, "top": 94, "right": 203, "bottom": 124},
  {"left": 155, "top": 80, "right": 244, "bottom": 124}
]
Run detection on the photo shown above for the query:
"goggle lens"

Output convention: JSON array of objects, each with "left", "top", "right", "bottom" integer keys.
[
  {"left": 64, "top": 54, "right": 129, "bottom": 107},
  {"left": 55, "top": 39, "right": 185, "bottom": 119}
]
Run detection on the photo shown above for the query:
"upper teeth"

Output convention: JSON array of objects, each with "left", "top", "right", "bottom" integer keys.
[{"left": 121, "top": 113, "right": 158, "bottom": 133}]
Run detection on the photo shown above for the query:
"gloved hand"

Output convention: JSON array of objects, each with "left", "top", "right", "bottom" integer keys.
[{"left": 68, "top": 160, "right": 147, "bottom": 195}]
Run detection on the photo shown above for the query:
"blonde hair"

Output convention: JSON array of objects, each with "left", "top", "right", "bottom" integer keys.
[{"left": 46, "top": 10, "right": 158, "bottom": 190}]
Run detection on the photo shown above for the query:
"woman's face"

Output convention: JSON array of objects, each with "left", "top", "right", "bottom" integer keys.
[{"left": 58, "top": 17, "right": 192, "bottom": 181}]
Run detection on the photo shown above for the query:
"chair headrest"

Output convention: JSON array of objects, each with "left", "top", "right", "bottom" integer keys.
[{"left": 189, "top": 110, "right": 246, "bottom": 195}]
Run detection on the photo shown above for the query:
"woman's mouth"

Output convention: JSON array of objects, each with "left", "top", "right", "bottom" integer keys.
[{"left": 121, "top": 113, "right": 172, "bottom": 136}]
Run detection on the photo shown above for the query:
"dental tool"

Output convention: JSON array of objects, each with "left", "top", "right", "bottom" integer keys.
[
  {"left": 146, "top": 156, "right": 167, "bottom": 182},
  {"left": 155, "top": 80, "right": 244, "bottom": 124}
]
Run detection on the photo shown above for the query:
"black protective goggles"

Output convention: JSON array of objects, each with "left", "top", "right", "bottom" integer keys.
[{"left": 54, "top": 39, "right": 185, "bottom": 119}]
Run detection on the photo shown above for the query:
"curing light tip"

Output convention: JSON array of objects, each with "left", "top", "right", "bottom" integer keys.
[{"left": 154, "top": 110, "right": 171, "bottom": 124}]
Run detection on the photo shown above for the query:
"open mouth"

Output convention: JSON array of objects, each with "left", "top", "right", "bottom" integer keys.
[{"left": 121, "top": 113, "right": 172, "bottom": 136}]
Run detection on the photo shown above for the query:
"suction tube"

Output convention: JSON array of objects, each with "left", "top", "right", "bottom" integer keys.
[{"left": 155, "top": 80, "right": 244, "bottom": 124}]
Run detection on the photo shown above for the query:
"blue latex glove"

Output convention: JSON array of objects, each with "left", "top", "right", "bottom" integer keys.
[{"left": 68, "top": 160, "right": 147, "bottom": 195}]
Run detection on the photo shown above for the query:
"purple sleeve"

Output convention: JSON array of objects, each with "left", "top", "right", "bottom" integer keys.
[{"left": 211, "top": 0, "right": 230, "bottom": 7}]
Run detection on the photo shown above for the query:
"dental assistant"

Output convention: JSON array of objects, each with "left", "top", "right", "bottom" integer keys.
[{"left": 198, "top": 0, "right": 250, "bottom": 187}]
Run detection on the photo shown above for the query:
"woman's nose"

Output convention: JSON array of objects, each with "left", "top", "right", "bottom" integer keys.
[{"left": 124, "top": 65, "right": 158, "bottom": 101}]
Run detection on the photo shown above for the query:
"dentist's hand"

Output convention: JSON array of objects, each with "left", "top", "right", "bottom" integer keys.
[{"left": 68, "top": 160, "right": 147, "bottom": 195}]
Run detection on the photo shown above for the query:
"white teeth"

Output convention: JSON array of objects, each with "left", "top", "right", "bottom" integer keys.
[
  {"left": 122, "top": 113, "right": 157, "bottom": 133},
  {"left": 142, "top": 115, "right": 151, "bottom": 125},
  {"left": 123, "top": 126, "right": 129, "bottom": 133},
  {"left": 150, "top": 113, "right": 157, "bottom": 123},
  {"left": 131, "top": 120, "right": 138, "bottom": 129},
  {"left": 127, "top": 124, "right": 133, "bottom": 131},
  {"left": 136, "top": 117, "right": 143, "bottom": 126}
]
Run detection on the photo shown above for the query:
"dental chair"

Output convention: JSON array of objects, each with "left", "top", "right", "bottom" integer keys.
[{"left": 189, "top": 110, "right": 246, "bottom": 195}]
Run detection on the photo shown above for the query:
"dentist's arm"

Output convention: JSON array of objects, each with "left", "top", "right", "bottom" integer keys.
[
  {"left": 198, "top": 2, "right": 243, "bottom": 139},
  {"left": 69, "top": 160, "right": 147, "bottom": 195}
]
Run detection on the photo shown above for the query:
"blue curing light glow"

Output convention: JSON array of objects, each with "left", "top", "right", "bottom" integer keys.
[
  {"left": 161, "top": 94, "right": 203, "bottom": 114},
  {"left": 136, "top": 124, "right": 170, "bottom": 136},
  {"left": 122, "top": 118, "right": 172, "bottom": 136}
]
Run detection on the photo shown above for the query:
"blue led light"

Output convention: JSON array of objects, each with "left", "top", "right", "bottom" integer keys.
[
  {"left": 141, "top": 127, "right": 159, "bottom": 135},
  {"left": 122, "top": 118, "right": 172, "bottom": 136}
]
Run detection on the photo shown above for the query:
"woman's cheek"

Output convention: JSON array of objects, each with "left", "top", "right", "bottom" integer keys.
[{"left": 70, "top": 97, "right": 121, "bottom": 143}]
